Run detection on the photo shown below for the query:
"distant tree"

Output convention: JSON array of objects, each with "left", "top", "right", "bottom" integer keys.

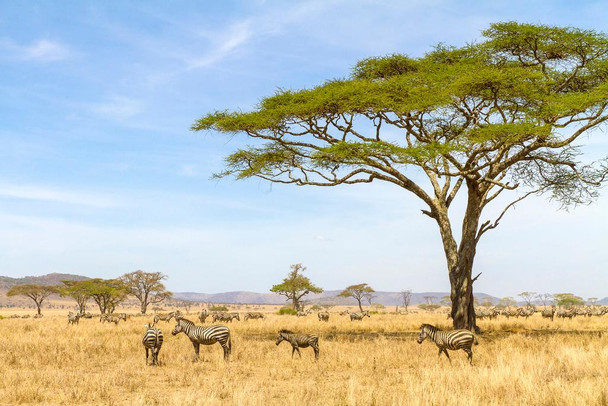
[
  {"left": 6, "top": 284, "right": 58, "bottom": 315},
  {"left": 588, "top": 297, "right": 598, "bottom": 306},
  {"left": 479, "top": 297, "right": 495, "bottom": 308},
  {"left": 554, "top": 293, "right": 584, "bottom": 308},
  {"left": 195, "top": 22, "right": 608, "bottom": 332},
  {"left": 270, "top": 264, "right": 323, "bottom": 311},
  {"left": 536, "top": 293, "right": 554, "bottom": 308},
  {"left": 518, "top": 291, "right": 537, "bottom": 307},
  {"left": 120, "top": 270, "right": 172, "bottom": 314},
  {"left": 499, "top": 297, "right": 517, "bottom": 308},
  {"left": 59, "top": 280, "right": 91, "bottom": 314},
  {"left": 79, "top": 279, "right": 128, "bottom": 314},
  {"left": 440, "top": 295, "right": 452, "bottom": 307},
  {"left": 338, "top": 283, "right": 375, "bottom": 312},
  {"left": 400, "top": 290, "right": 412, "bottom": 312},
  {"left": 423, "top": 296, "right": 437, "bottom": 305}
]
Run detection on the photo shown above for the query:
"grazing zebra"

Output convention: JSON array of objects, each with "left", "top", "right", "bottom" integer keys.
[
  {"left": 116, "top": 313, "right": 127, "bottom": 322},
  {"left": 104, "top": 316, "right": 120, "bottom": 325},
  {"left": 153, "top": 311, "right": 180, "bottom": 325},
  {"left": 68, "top": 312, "right": 80, "bottom": 325},
  {"left": 81, "top": 312, "right": 93, "bottom": 319},
  {"left": 417, "top": 324, "right": 478, "bottom": 365},
  {"left": 296, "top": 311, "right": 311, "bottom": 317},
  {"left": 339, "top": 310, "right": 350, "bottom": 316},
  {"left": 541, "top": 306, "right": 556, "bottom": 321},
  {"left": 212, "top": 312, "right": 239, "bottom": 323},
  {"left": 198, "top": 309, "right": 209, "bottom": 323},
  {"left": 350, "top": 311, "right": 370, "bottom": 321},
  {"left": 171, "top": 316, "right": 231, "bottom": 360},
  {"left": 276, "top": 329, "right": 319, "bottom": 360},
  {"left": 318, "top": 311, "right": 329, "bottom": 322},
  {"left": 244, "top": 312, "right": 265, "bottom": 321},
  {"left": 142, "top": 324, "right": 164, "bottom": 366}
]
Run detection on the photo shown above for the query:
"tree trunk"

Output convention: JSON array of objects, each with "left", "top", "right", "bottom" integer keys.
[
  {"left": 141, "top": 302, "right": 148, "bottom": 315},
  {"left": 356, "top": 298, "right": 363, "bottom": 313}
]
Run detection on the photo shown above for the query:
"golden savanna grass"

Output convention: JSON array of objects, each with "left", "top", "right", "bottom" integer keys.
[{"left": 1, "top": 308, "right": 607, "bottom": 406}]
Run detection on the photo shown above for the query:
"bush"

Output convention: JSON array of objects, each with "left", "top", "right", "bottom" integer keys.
[
  {"left": 277, "top": 307, "right": 297, "bottom": 315},
  {"left": 310, "top": 304, "right": 322, "bottom": 311},
  {"left": 209, "top": 305, "right": 228, "bottom": 312},
  {"left": 419, "top": 304, "right": 441, "bottom": 311}
]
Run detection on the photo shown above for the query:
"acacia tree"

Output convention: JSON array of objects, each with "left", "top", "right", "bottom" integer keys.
[
  {"left": 120, "top": 270, "right": 172, "bottom": 314},
  {"left": 80, "top": 279, "right": 128, "bottom": 314},
  {"left": 194, "top": 22, "right": 608, "bottom": 331},
  {"left": 537, "top": 293, "right": 554, "bottom": 308},
  {"left": 6, "top": 284, "right": 58, "bottom": 315},
  {"left": 518, "top": 291, "right": 537, "bottom": 307},
  {"left": 400, "top": 289, "right": 412, "bottom": 312},
  {"left": 554, "top": 293, "right": 584, "bottom": 308},
  {"left": 270, "top": 264, "right": 323, "bottom": 311},
  {"left": 338, "top": 283, "right": 375, "bottom": 312},
  {"left": 60, "top": 280, "right": 90, "bottom": 314}
]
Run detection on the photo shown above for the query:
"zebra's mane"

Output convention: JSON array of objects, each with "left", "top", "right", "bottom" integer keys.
[
  {"left": 279, "top": 329, "right": 295, "bottom": 334},
  {"left": 421, "top": 323, "right": 440, "bottom": 331},
  {"left": 177, "top": 317, "right": 195, "bottom": 326}
]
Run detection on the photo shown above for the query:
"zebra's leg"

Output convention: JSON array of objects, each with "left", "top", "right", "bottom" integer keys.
[
  {"left": 295, "top": 347, "right": 302, "bottom": 358},
  {"left": 313, "top": 345, "right": 319, "bottom": 360},
  {"left": 463, "top": 348, "right": 473, "bottom": 365},
  {"left": 145, "top": 348, "right": 149, "bottom": 365},
  {"left": 291, "top": 346, "right": 296, "bottom": 358},
  {"left": 221, "top": 343, "right": 230, "bottom": 361},
  {"left": 192, "top": 342, "right": 200, "bottom": 359}
]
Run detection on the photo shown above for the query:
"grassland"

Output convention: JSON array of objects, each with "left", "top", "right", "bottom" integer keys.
[{"left": 1, "top": 307, "right": 607, "bottom": 406}]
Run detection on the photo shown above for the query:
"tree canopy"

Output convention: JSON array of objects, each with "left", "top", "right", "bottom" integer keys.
[
  {"left": 270, "top": 264, "right": 323, "bottom": 311},
  {"left": 195, "top": 22, "right": 608, "bottom": 331},
  {"left": 59, "top": 280, "right": 91, "bottom": 314},
  {"left": 77, "top": 279, "right": 128, "bottom": 314},
  {"left": 338, "top": 283, "right": 375, "bottom": 312},
  {"left": 120, "top": 270, "right": 172, "bottom": 314},
  {"left": 7, "top": 284, "right": 58, "bottom": 315}
]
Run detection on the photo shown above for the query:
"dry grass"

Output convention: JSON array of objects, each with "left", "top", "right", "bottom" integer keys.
[{"left": 1, "top": 308, "right": 607, "bottom": 406}]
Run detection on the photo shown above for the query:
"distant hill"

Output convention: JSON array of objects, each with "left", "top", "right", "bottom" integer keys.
[{"left": 0, "top": 273, "right": 89, "bottom": 290}]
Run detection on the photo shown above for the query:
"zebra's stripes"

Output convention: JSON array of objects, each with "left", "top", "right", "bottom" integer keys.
[
  {"left": 417, "top": 323, "right": 478, "bottom": 365},
  {"left": 67, "top": 312, "right": 80, "bottom": 325},
  {"left": 142, "top": 324, "right": 164, "bottom": 366},
  {"left": 244, "top": 312, "right": 265, "bottom": 321},
  {"left": 198, "top": 309, "right": 209, "bottom": 323},
  {"left": 276, "top": 329, "right": 319, "bottom": 360},
  {"left": 212, "top": 312, "right": 240, "bottom": 322},
  {"left": 171, "top": 316, "right": 231, "bottom": 360},
  {"left": 350, "top": 311, "right": 370, "bottom": 321},
  {"left": 153, "top": 311, "right": 180, "bottom": 326},
  {"left": 317, "top": 311, "right": 329, "bottom": 322},
  {"left": 541, "top": 306, "right": 556, "bottom": 321}
]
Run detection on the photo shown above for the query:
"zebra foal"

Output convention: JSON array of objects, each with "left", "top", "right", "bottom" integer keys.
[
  {"left": 172, "top": 316, "right": 232, "bottom": 361},
  {"left": 142, "top": 324, "right": 164, "bottom": 366},
  {"left": 276, "top": 329, "right": 319, "bottom": 360},
  {"left": 417, "top": 323, "right": 478, "bottom": 365}
]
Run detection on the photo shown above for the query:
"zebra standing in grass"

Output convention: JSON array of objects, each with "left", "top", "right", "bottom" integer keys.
[
  {"left": 153, "top": 311, "right": 180, "bottom": 326},
  {"left": 68, "top": 312, "right": 80, "bottom": 325},
  {"left": 541, "top": 305, "right": 556, "bottom": 321},
  {"left": 244, "top": 312, "right": 265, "bottom": 321},
  {"left": 171, "top": 316, "right": 232, "bottom": 360},
  {"left": 318, "top": 311, "right": 329, "bottom": 322},
  {"left": 350, "top": 310, "right": 370, "bottom": 321},
  {"left": 142, "top": 324, "right": 164, "bottom": 366},
  {"left": 417, "top": 323, "right": 478, "bottom": 365},
  {"left": 275, "top": 329, "right": 319, "bottom": 360},
  {"left": 199, "top": 309, "right": 209, "bottom": 323}
]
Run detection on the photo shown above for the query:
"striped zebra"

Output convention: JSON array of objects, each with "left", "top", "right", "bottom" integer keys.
[
  {"left": 142, "top": 324, "right": 164, "bottom": 366},
  {"left": 350, "top": 311, "right": 370, "bottom": 321},
  {"left": 244, "top": 312, "right": 265, "bottom": 321},
  {"left": 541, "top": 306, "right": 556, "bottom": 321},
  {"left": 116, "top": 313, "right": 127, "bottom": 322},
  {"left": 339, "top": 310, "right": 350, "bottom": 316},
  {"left": 67, "top": 312, "right": 80, "bottom": 325},
  {"left": 171, "top": 316, "right": 232, "bottom": 360},
  {"left": 104, "top": 315, "right": 120, "bottom": 325},
  {"left": 417, "top": 324, "right": 478, "bottom": 365},
  {"left": 276, "top": 329, "right": 319, "bottom": 360},
  {"left": 198, "top": 309, "right": 209, "bottom": 323},
  {"left": 153, "top": 311, "right": 180, "bottom": 326},
  {"left": 317, "top": 311, "right": 329, "bottom": 322},
  {"left": 212, "top": 312, "right": 239, "bottom": 323}
]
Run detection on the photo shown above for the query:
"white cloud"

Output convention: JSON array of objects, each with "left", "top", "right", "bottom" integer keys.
[
  {"left": 1, "top": 38, "right": 71, "bottom": 62},
  {"left": 186, "top": 21, "right": 253, "bottom": 70},
  {"left": 0, "top": 183, "right": 118, "bottom": 208},
  {"left": 91, "top": 95, "right": 143, "bottom": 121}
]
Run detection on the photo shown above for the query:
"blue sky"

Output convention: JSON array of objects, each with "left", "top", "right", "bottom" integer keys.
[{"left": 1, "top": 1, "right": 607, "bottom": 299}]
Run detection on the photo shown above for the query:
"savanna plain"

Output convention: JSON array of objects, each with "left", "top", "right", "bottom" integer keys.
[{"left": 1, "top": 307, "right": 607, "bottom": 406}]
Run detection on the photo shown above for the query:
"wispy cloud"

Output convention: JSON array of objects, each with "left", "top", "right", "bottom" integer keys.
[
  {"left": 186, "top": 21, "right": 253, "bottom": 70},
  {"left": 91, "top": 95, "right": 143, "bottom": 121},
  {"left": 0, "top": 183, "right": 118, "bottom": 208},
  {"left": 1, "top": 38, "right": 71, "bottom": 62}
]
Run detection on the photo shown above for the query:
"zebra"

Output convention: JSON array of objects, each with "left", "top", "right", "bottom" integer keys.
[
  {"left": 339, "top": 310, "right": 350, "bottom": 316},
  {"left": 276, "top": 329, "right": 319, "bottom": 360},
  {"left": 541, "top": 305, "right": 556, "bottom": 321},
  {"left": 213, "top": 312, "right": 239, "bottom": 322},
  {"left": 198, "top": 309, "right": 209, "bottom": 323},
  {"left": 350, "top": 311, "right": 370, "bottom": 321},
  {"left": 104, "top": 315, "right": 120, "bottom": 325},
  {"left": 142, "top": 324, "right": 164, "bottom": 366},
  {"left": 116, "top": 313, "right": 127, "bottom": 322},
  {"left": 68, "top": 312, "right": 80, "bottom": 325},
  {"left": 296, "top": 311, "right": 311, "bottom": 317},
  {"left": 244, "top": 312, "right": 265, "bottom": 321},
  {"left": 417, "top": 323, "right": 478, "bottom": 365},
  {"left": 318, "top": 311, "right": 329, "bottom": 322},
  {"left": 153, "top": 311, "right": 180, "bottom": 326},
  {"left": 171, "top": 316, "right": 231, "bottom": 361}
]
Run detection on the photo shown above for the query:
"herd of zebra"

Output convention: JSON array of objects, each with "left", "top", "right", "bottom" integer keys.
[{"left": 474, "top": 305, "right": 608, "bottom": 321}]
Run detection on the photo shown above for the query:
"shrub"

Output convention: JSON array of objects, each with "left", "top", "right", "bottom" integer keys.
[
  {"left": 418, "top": 304, "right": 441, "bottom": 311},
  {"left": 277, "top": 307, "right": 297, "bottom": 315},
  {"left": 209, "top": 305, "right": 228, "bottom": 312}
]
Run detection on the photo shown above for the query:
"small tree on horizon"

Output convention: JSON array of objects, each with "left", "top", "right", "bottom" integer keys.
[
  {"left": 120, "top": 270, "right": 173, "bottom": 314},
  {"left": 536, "top": 293, "right": 554, "bottom": 308},
  {"left": 80, "top": 279, "right": 128, "bottom": 314},
  {"left": 6, "top": 284, "right": 58, "bottom": 315},
  {"left": 519, "top": 291, "right": 537, "bottom": 307},
  {"left": 59, "top": 280, "right": 91, "bottom": 314},
  {"left": 554, "top": 293, "right": 584, "bottom": 308},
  {"left": 270, "top": 264, "right": 323, "bottom": 311},
  {"left": 400, "top": 289, "right": 412, "bottom": 312},
  {"left": 338, "top": 283, "right": 375, "bottom": 312}
]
